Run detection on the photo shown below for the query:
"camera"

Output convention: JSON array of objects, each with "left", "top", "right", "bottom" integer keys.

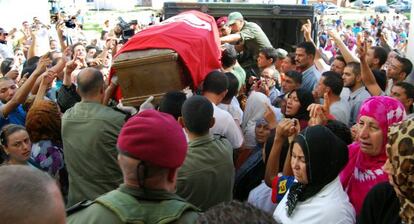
[{"left": 117, "top": 17, "right": 136, "bottom": 44}]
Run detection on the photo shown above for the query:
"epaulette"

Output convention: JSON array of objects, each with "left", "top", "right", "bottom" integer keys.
[{"left": 66, "top": 200, "right": 95, "bottom": 216}]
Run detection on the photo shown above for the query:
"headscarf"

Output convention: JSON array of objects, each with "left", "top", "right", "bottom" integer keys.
[
  {"left": 340, "top": 96, "right": 406, "bottom": 215},
  {"left": 285, "top": 88, "right": 314, "bottom": 122},
  {"left": 242, "top": 91, "right": 272, "bottom": 149},
  {"left": 387, "top": 117, "right": 414, "bottom": 223},
  {"left": 286, "top": 125, "right": 348, "bottom": 216}
]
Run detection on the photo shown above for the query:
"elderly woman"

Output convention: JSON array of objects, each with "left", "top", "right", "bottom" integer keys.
[
  {"left": 0, "top": 124, "right": 33, "bottom": 166},
  {"left": 273, "top": 125, "right": 355, "bottom": 223},
  {"left": 340, "top": 96, "right": 406, "bottom": 215},
  {"left": 25, "top": 100, "right": 64, "bottom": 179},
  {"left": 358, "top": 116, "right": 414, "bottom": 224}
]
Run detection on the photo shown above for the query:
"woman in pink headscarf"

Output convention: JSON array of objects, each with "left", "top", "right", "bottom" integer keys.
[{"left": 340, "top": 96, "right": 406, "bottom": 215}]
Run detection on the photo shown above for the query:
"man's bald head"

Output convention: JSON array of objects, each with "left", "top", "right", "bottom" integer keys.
[
  {"left": 77, "top": 67, "right": 104, "bottom": 98},
  {"left": 0, "top": 165, "right": 66, "bottom": 224}
]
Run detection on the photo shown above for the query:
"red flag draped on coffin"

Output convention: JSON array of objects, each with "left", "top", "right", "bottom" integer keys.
[{"left": 109, "top": 10, "right": 221, "bottom": 101}]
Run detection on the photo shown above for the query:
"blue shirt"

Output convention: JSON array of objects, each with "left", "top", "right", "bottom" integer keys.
[
  {"left": 0, "top": 104, "right": 26, "bottom": 129},
  {"left": 300, "top": 65, "right": 320, "bottom": 93}
]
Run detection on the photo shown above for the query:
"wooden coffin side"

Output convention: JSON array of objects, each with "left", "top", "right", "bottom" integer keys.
[{"left": 113, "top": 49, "right": 191, "bottom": 107}]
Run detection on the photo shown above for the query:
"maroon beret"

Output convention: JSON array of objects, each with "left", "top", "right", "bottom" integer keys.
[
  {"left": 216, "top": 16, "right": 228, "bottom": 28},
  {"left": 117, "top": 110, "right": 187, "bottom": 169}
]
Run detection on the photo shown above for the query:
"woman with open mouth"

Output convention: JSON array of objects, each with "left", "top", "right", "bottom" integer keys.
[{"left": 340, "top": 96, "right": 406, "bottom": 216}]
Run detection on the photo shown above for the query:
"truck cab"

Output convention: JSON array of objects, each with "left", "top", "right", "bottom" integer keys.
[{"left": 163, "top": 2, "right": 317, "bottom": 53}]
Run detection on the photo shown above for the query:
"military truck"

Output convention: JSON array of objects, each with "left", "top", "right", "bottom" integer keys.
[{"left": 163, "top": 2, "right": 317, "bottom": 52}]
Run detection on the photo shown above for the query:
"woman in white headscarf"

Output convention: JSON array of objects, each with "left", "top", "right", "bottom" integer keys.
[{"left": 242, "top": 91, "right": 282, "bottom": 149}]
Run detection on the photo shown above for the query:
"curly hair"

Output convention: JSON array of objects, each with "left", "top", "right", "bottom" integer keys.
[{"left": 25, "top": 100, "right": 62, "bottom": 143}]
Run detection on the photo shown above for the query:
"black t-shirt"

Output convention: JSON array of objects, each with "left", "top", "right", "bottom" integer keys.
[{"left": 358, "top": 182, "right": 402, "bottom": 224}]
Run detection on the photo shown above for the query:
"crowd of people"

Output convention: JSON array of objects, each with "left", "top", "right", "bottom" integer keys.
[{"left": 0, "top": 6, "right": 413, "bottom": 224}]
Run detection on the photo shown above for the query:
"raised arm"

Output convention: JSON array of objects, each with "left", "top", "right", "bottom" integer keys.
[
  {"left": 264, "top": 119, "right": 293, "bottom": 187},
  {"left": 34, "top": 70, "right": 56, "bottom": 104},
  {"left": 56, "top": 22, "right": 67, "bottom": 51},
  {"left": 302, "top": 19, "right": 330, "bottom": 72},
  {"left": 2, "top": 55, "right": 51, "bottom": 117},
  {"left": 27, "top": 29, "right": 37, "bottom": 59},
  {"left": 220, "top": 33, "right": 242, "bottom": 44},
  {"left": 358, "top": 41, "right": 382, "bottom": 96},
  {"left": 328, "top": 30, "right": 360, "bottom": 63}
]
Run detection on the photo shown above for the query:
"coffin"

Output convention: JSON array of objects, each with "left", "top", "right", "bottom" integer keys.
[{"left": 112, "top": 49, "right": 192, "bottom": 106}]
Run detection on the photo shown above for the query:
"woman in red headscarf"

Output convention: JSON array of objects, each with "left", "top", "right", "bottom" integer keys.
[{"left": 340, "top": 96, "right": 406, "bottom": 215}]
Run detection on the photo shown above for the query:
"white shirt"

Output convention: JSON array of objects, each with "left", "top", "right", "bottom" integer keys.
[
  {"left": 210, "top": 103, "right": 243, "bottom": 149},
  {"left": 273, "top": 177, "right": 355, "bottom": 224},
  {"left": 0, "top": 42, "right": 13, "bottom": 59},
  {"left": 218, "top": 97, "right": 243, "bottom": 126},
  {"left": 248, "top": 181, "right": 277, "bottom": 214}
]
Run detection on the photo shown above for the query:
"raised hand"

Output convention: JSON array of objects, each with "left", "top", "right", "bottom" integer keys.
[
  {"left": 327, "top": 29, "right": 341, "bottom": 41},
  {"left": 276, "top": 118, "right": 300, "bottom": 140},
  {"left": 301, "top": 19, "right": 312, "bottom": 41},
  {"left": 356, "top": 39, "right": 368, "bottom": 60},
  {"left": 40, "top": 70, "right": 56, "bottom": 88},
  {"left": 35, "top": 54, "right": 52, "bottom": 74},
  {"left": 307, "top": 93, "right": 330, "bottom": 126},
  {"left": 264, "top": 103, "right": 277, "bottom": 129}
]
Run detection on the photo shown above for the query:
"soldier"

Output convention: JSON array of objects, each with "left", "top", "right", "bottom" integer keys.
[
  {"left": 67, "top": 110, "right": 200, "bottom": 223},
  {"left": 220, "top": 12, "right": 272, "bottom": 78}
]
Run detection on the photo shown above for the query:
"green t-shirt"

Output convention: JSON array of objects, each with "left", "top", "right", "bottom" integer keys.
[{"left": 239, "top": 21, "right": 273, "bottom": 60}]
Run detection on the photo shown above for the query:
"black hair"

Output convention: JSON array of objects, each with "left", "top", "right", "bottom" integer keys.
[
  {"left": 322, "top": 71, "right": 343, "bottom": 96},
  {"left": 221, "top": 44, "right": 237, "bottom": 69},
  {"left": 371, "top": 46, "right": 388, "bottom": 68},
  {"left": 372, "top": 69, "right": 387, "bottom": 91},
  {"left": 297, "top": 42, "right": 316, "bottom": 56},
  {"left": 77, "top": 68, "right": 104, "bottom": 96},
  {"left": 197, "top": 200, "right": 277, "bottom": 224},
  {"left": 259, "top": 47, "right": 277, "bottom": 62},
  {"left": 394, "top": 81, "right": 414, "bottom": 113},
  {"left": 181, "top": 95, "right": 213, "bottom": 135},
  {"left": 286, "top": 88, "right": 315, "bottom": 120},
  {"left": 334, "top": 55, "right": 347, "bottom": 66},
  {"left": 21, "top": 56, "right": 40, "bottom": 78},
  {"left": 159, "top": 91, "right": 187, "bottom": 120},
  {"left": 286, "top": 52, "right": 296, "bottom": 64},
  {"left": 394, "top": 81, "right": 414, "bottom": 99},
  {"left": 345, "top": 62, "right": 361, "bottom": 76},
  {"left": 0, "top": 58, "right": 14, "bottom": 75},
  {"left": 86, "top": 45, "right": 97, "bottom": 53},
  {"left": 285, "top": 70, "right": 302, "bottom": 85},
  {"left": 395, "top": 56, "right": 413, "bottom": 78},
  {"left": 325, "top": 120, "right": 352, "bottom": 145},
  {"left": 222, "top": 72, "right": 239, "bottom": 102},
  {"left": 100, "top": 30, "right": 108, "bottom": 40},
  {"left": 0, "top": 124, "right": 27, "bottom": 163},
  {"left": 202, "top": 71, "right": 229, "bottom": 95},
  {"left": 0, "top": 124, "right": 26, "bottom": 147}
]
